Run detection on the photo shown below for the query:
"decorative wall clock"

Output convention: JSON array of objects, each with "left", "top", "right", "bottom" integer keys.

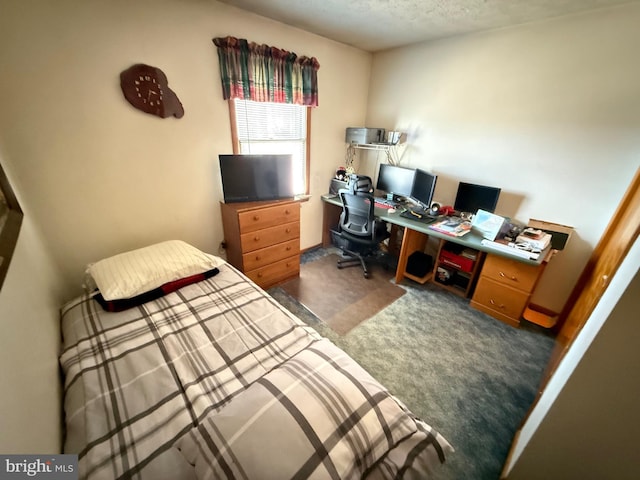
[{"left": 120, "top": 64, "right": 184, "bottom": 118}]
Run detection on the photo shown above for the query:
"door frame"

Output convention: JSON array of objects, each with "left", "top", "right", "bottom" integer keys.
[{"left": 501, "top": 166, "right": 640, "bottom": 478}]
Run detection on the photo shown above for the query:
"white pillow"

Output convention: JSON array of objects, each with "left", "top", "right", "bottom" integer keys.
[{"left": 86, "top": 240, "right": 224, "bottom": 300}]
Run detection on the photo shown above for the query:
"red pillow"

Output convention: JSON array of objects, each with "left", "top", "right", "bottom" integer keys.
[{"left": 94, "top": 268, "right": 219, "bottom": 312}]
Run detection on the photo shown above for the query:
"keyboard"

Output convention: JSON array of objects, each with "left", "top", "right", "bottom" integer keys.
[{"left": 374, "top": 197, "right": 399, "bottom": 209}]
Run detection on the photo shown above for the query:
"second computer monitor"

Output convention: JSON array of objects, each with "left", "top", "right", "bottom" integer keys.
[
  {"left": 411, "top": 169, "right": 438, "bottom": 209},
  {"left": 376, "top": 164, "right": 416, "bottom": 198},
  {"left": 454, "top": 182, "right": 501, "bottom": 214}
]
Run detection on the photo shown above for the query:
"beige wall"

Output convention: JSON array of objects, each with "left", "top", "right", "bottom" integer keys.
[
  {"left": 0, "top": 0, "right": 372, "bottom": 302},
  {"left": 0, "top": 0, "right": 371, "bottom": 453},
  {"left": 366, "top": 3, "right": 640, "bottom": 311},
  {"left": 0, "top": 160, "right": 64, "bottom": 452}
]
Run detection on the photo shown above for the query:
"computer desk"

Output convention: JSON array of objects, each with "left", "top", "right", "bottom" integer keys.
[{"left": 322, "top": 194, "right": 553, "bottom": 326}]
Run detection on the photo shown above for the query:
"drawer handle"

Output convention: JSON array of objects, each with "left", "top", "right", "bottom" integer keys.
[
  {"left": 499, "top": 271, "right": 517, "bottom": 281},
  {"left": 253, "top": 215, "right": 260, "bottom": 221},
  {"left": 286, "top": 246, "right": 291, "bottom": 251},
  {"left": 490, "top": 299, "right": 506, "bottom": 309},
  {"left": 257, "top": 272, "right": 263, "bottom": 278},
  {"left": 285, "top": 228, "right": 291, "bottom": 233},
  {"left": 253, "top": 236, "right": 260, "bottom": 242},
  {"left": 285, "top": 209, "right": 290, "bottom": 214},
  {"left": 255, "top": 255, "right": 261, "bottom": 261}
]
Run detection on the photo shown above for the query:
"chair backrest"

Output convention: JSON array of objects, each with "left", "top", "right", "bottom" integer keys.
[{"left": 338, "top": 189, "right": 376, "bottom": 240}]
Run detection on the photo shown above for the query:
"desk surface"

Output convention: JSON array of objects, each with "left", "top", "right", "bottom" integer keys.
[{"left": 322, "top": 194, "right": 549, "bottom": 266}]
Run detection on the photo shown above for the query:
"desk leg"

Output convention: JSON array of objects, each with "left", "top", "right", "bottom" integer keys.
[
  {"left": 322, "top": 201, "right": 342, "bottom": 247},
  {"left": 395, "top": 227, "right": 429, "bottom": 284}
]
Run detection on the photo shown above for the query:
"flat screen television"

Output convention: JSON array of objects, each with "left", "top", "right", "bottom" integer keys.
[
  {"left": 219, "top": 154, "right": 295, "bottom": 203},
  {"left": 410, "top": 169, "right": 438, "bottom": 210},
  {"left": 454, "top": 182, "right": 501, "bottom": 214},
  {"left": 376, "top": 164, "right": 416, "bottom": 198}
]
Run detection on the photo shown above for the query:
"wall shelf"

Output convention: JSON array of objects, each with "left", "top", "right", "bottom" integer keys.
[{"left": 346, "top": 142, "right": 406, "bottom": 164}]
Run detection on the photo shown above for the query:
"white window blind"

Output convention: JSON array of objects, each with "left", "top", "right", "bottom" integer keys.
[{"left": 233, "top": 99, "right": 307, "bottom": 195}]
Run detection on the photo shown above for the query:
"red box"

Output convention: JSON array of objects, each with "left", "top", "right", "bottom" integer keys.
[{"left": 439, "top": 250, "right": 474, "bottom": 272}]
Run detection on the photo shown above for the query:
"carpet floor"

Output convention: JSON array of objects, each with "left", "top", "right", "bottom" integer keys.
[{"left": 268, "top": 246, "right": 555, "bottom": 480}]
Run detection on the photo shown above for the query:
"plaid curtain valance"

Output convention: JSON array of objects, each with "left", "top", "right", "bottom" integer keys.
[{"left": 212, "top": 36, "right": 320, "bottom": 106}]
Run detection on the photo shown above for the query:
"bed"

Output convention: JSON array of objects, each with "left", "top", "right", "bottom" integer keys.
[{"left": 59, "top": 240, "right": 453, "bottom": 479}]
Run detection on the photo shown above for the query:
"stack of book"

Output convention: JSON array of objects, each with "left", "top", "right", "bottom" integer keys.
[
  {"left": 460, "top": 248, "right": 477, "bottom": 261},
  {"left": 429, "top": 218, "right": 472, "bottom": 237},
  {"left": 516, "top": 228, "right": 551, "bottom": 250}
]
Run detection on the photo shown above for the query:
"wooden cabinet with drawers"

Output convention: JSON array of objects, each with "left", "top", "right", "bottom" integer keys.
[
  {"left": 220, "top": 199, "right": 300, "bottom": 289},
  {"left": 470, "top": 253, "right": 547, "bottom": 327}
]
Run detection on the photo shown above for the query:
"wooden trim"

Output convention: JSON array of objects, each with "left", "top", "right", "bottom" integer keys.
[
  {"left": 502, "top": 166, "right": 640, "bottom": 476},
  {"left": 554, "top": 167, "right": 640, "bottom": 336},
  {"left": 0, "top": 160, "right": 24, "bottom": 291},
  {"left": 305, "top": 107, "right": 311, "bottom": 195},
  {"left": 228, "top": 99, "right": 240, "bottom": 154}
]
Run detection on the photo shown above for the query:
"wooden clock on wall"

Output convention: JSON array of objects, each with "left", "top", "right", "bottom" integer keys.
[{"left": 120, "top": 63, "right": 184, "bottom": 118}]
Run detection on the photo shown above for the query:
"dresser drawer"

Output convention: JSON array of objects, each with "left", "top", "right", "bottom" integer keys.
[
  {"left": 242, "top": 239, "right": 300, "bottom": 271},
  {"left": 238, "top": 204, "right": 300, "bottom": 233},
  {"left": 471, "top": 276, "right": 530, "bottom": 322},
  {"left": 480, "top": 254, "right": 540, "bottom": 292},
  {"left": 245, "top": 255, "right": 300, "bottom": 289},
  {"left": 240, "top": 221, "right": 300, "bottom": 252}
]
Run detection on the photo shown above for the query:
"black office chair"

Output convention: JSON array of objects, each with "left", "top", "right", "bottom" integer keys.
[{"left": 332, "top": 176, "right": 389, "bottom": 278}]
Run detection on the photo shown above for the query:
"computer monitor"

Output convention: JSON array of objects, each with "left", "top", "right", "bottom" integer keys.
[
  {"left": 376, "top": 164, "right": 416, "bottom": 198},
  {"left": 454, "top": 182, "right": 501, "bottom": 214},
  {"left": 410, "top": 169, "right": 438, "bottom": 210}
]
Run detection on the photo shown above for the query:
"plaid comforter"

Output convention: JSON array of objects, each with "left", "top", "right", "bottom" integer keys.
[{"left": 60, "top": 263, "right": 452, "bottom": 479}]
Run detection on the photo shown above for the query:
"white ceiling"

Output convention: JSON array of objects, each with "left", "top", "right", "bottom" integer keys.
[{"left": 219, "top": 0, "right": 637, "bottom": 51}]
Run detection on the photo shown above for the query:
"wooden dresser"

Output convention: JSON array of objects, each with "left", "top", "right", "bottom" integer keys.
[
  {"left": 470, "top": 253, "right": 548, "bottom": 327},
  {"left": 220, "top": 199, "right": 300, "bottom": 289}
]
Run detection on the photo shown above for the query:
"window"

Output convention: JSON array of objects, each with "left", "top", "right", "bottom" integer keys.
[{"left": 229, "top": 99, "right": 310, "bottom": 195}]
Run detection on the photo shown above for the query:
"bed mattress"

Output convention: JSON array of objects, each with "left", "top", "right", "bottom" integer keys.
[{"left": 60, "top": 262, "right": 452, "bottom": 479}]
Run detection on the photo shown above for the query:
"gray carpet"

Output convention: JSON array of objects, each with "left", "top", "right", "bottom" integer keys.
[{"left": 268, "top": 247, "right": 555, "bottom": 480}]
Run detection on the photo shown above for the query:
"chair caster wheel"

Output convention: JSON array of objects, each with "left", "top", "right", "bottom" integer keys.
[{"left": 363, "top": 272, "right": 370, "bottom": 279}]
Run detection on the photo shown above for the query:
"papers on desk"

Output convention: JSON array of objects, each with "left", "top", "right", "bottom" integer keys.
[
  {"left": 429, "top": 218, "right": 472, "bottom": 237},
  {"left": 481, "top": 239, "right": 542, "bottom": 260}
]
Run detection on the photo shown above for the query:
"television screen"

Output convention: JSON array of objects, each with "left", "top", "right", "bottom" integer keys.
[
  {"left": 410, "top": 169, "right": 438, "bottom": 209},
  {"left": 376, "top": 164, "right": 416, "bottom": 197},
  {"left": 219, "top": 154, "right": 295, "bottom": 203},
  {"left": 454, "top": 182, "right": 501, "bottom": 214}
]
